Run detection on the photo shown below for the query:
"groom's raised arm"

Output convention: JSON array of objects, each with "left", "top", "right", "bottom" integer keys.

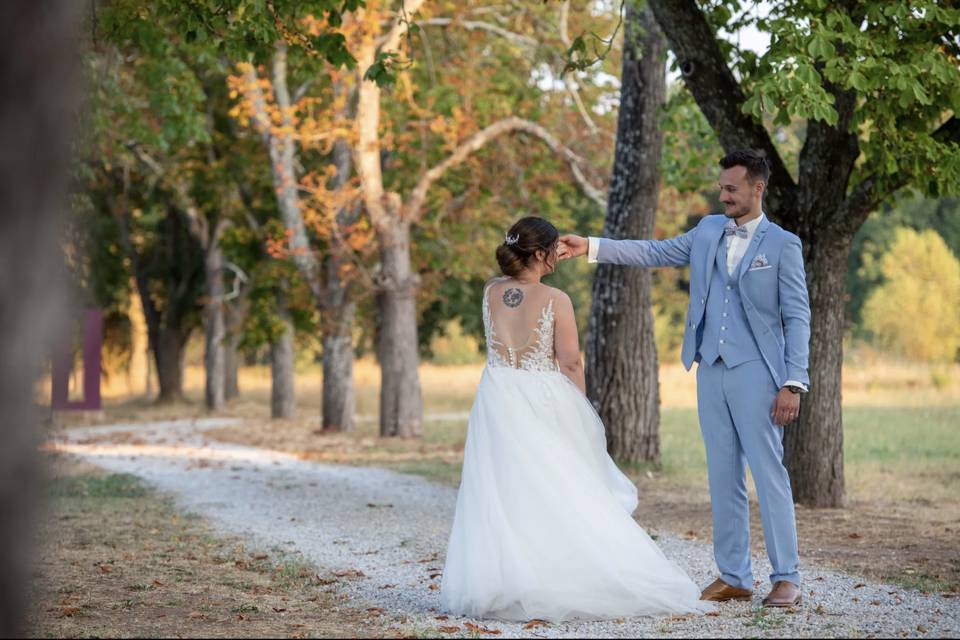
[{"left": 586, "top": 229, "right": 696, "bottom": 267}]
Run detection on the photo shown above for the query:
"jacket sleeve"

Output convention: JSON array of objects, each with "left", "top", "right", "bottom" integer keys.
[
  {"left": 596, "top": 227, "right": 696, "bottom": 268},
  {"left": 779, "top": 236, "right": 811, "bottom": 387}
]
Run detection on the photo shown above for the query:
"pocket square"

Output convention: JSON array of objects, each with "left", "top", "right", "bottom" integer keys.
[{"left": 749, "top": 254, "right": 769, "bottom": 269}]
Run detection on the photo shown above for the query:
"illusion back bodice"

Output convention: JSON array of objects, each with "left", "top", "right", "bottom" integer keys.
[{"left": 482, "top": 278, "right": 559, "bottom": 373}]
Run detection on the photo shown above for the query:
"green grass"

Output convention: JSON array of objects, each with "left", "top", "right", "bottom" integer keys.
[
  {"left": 48, "top": 473, "right": 148, "bottom": 500},
  {"left": 406, "top": 405, "right": 960, "bottom": 503}
]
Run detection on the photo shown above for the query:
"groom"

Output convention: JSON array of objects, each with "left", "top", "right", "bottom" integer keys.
[{"left": 558, "top": 149, "right": 809, "bottom": 608}]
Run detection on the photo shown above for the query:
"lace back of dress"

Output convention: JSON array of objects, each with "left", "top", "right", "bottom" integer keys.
[{"left": 482, "top": 280, "right": 559, "bottom": 373}]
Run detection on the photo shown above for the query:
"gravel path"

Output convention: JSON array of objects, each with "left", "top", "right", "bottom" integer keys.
[{"left": 52, "top": 419, "right": 959, "bottom": 638}]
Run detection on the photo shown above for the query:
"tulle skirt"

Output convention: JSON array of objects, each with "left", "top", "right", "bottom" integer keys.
[{"left": 440, "top": 366, "right": 713, "bottom": 622}]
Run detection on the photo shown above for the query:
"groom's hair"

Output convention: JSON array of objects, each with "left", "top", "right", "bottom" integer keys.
[{"left": 720, "top": 149, "right": 771, "bottom": 187}]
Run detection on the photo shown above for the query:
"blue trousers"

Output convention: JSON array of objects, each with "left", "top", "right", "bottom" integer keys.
[{"left": 696, "top": 358, "right": 801, "bottom": 589}]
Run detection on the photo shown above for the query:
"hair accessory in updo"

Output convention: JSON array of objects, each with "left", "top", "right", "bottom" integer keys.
[{"left": 495, "top": 216, "right": 560, "bottom": 278}]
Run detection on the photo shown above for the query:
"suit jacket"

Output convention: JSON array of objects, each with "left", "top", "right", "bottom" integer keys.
[{"left": 596, "top": 214, "right": 811, "bottom": 388}]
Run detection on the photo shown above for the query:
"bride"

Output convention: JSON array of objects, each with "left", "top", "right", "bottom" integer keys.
[{"left": 440, "top": 216, "right": 713, "bottom": 622}]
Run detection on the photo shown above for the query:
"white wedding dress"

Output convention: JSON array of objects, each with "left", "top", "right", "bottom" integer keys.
[{"left": 440, "top": 279, "right": 713, "bottom": 622}]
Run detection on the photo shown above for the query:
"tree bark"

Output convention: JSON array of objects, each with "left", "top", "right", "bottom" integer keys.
[
  {"left": 154, "top": 322, "right": 189, "bottom": 403},
  {"left": 0, "top": 2, "right": 78, "bottom": 635},
  {"left": 376, "top": 217, "right": 423, "bottom": 437},
  {"left": 204, "top": 241, "right": 226, "bottom": 410},
  {"left": 321, "top": 306, "right": 355, "bottom": 431},
  {"left": 586, "top": 2, "right": 666, "bottom": 464},
  {"left": 271, "top": 295, "right": 296, "bottom": 419},
  {"left": 319, "top": 124, "right": 357, "bottom": 433},
  {"left": 223, "top": 296, "right": 246, "bottom": 399},
  {"left": 783, "top": 235, "right": 849, "bottom": 506}
]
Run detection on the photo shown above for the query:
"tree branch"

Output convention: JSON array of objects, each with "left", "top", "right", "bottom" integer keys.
[
  {"left": 647, "top": 0, "right": 797, "bottom": 217},
  {"left": 421, "top": 17, "right": 538, "bottom": 49},
  {"left": 834, "top": 115, "right": 959, "bottom": 238},
  {"left": 402, "top": 116, "right": 606, "bottom": 222}
]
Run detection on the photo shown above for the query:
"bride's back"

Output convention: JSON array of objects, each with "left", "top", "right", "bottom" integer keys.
[{"left": 483, "top": 278, "right": 558, "bottom": 372}]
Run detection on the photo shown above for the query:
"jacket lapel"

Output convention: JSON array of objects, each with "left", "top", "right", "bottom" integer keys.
[
  {"left": 702, "top": 219, "right": 726, "bottom": 292},
  {"left": 737, "top": 215, "right": 771, "bottom": 283}
]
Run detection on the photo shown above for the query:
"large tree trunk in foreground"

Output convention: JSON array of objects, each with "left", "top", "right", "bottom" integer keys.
[
  {"left": 270, "top": 297, "right": 295, "bottom": 419},
  {"left": 783, "top": 235, "right": 849, "bottom": 506},
  {"left": 204, "top": 242, "right": 226, "bottom": 410},
  {"left": 0, "top": 2, "right": 78, "bottom": 635},
  {"left": 376, "top": 218, "right": 423, "bottom": 438},
  {"left": 586, "top": 3, "right": 666, "bottom": 464}
]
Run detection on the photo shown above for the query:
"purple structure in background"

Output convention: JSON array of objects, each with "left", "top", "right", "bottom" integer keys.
[{"left": 52, "top": 308, "right": 102, "bottom": 411}]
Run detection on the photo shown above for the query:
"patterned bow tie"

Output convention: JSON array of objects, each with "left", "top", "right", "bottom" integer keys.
[{"left": 724, "top": 221, "right": 749, "bottom": 239}]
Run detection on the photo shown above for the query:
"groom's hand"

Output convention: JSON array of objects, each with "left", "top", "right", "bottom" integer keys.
[
  {"left": 558, "top": 234, "right": 588, "bottom": 260},
  {"left": 771, "top": 388, "right": 800, "bottom": 426}
]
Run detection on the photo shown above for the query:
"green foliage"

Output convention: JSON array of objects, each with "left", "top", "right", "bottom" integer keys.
[
  {"left": 726, "top": 0, "right": 960, "bottom": 196},
  {"left": 847, "top": 197, "right": 960, "bottom": 332},
  {"left": 862, "top": 227, "right": 960, "bottom": 362}
]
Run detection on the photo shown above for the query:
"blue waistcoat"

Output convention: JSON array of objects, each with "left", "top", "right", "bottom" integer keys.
[{"left": 697, "top": 238, "right": 763, "bottom": 367}]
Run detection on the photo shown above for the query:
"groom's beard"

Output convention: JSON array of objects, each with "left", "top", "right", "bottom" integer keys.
[{"left": 723, "top": 203, "right": 752, "bottom": 220}]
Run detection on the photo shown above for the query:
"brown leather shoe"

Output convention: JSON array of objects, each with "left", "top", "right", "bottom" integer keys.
[
  {"left": 699, "top": 577, "right": 753, "bottom": 602},
  {"left": 762, "top": 580, "right": 802, "bottom": 607}
]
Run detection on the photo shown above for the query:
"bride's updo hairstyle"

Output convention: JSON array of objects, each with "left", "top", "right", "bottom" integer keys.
[{"left": 496, "top": 216, "right": 560, "bottom": 278}]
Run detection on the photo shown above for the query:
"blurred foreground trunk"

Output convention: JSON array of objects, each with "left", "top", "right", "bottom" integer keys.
[{"left": 0, "top": 1, "right": 80, "bottom": 635}]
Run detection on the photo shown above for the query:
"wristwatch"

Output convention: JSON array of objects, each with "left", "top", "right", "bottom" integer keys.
[{"left": 785, "top": 385, "right": 806, "bottom": 395}]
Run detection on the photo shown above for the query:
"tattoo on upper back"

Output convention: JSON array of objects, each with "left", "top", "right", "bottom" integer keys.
[{"left": 503, "top": 288, "right": 523, "bottom": 308}]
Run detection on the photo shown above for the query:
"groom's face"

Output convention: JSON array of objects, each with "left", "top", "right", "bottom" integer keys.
[{"left": 718, "top": 166, "right": 762, "bottom": 219}]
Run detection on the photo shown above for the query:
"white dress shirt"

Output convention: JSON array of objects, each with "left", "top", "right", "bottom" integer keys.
[{"left": 586, "top": 214, "right": 807, "bottom": 392}]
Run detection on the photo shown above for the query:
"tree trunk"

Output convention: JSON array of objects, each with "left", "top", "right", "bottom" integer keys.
[
  {"left": 322, "top": 314, "right": 355, "bottom": 432},
  {"left": 203, "top": 243, "right": 226, "bottom": 410},
  {"left": 319, "top": 133, "right": 357, "bottom": 433},
  {"left": 0, "top": 2, "right": 78, "bottom": 635},
  {"left": 321, "top": 267, "right": 355, "bottom": 432},
  {"left": 586, "top": 2, "right": 666, "bottom": 464},
  {"left": 154, "top": 324, "right": 189, "bottom": 403},
  {"left": 223, "top": 296, "right": 245, "bottom": 399},
  {"left": 377, "top": 218, "right": 423, "bottom": 437},
  {"left": 270, "top": 297, "right": 295, "bottom": 419},
  {"left": 783, "top": 235, "right": 848, "bottom": 506}
]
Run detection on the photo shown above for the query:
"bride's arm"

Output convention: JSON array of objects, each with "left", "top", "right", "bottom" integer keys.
[{"left": 554, "top": 292, "right": 586, "bottom": 395}]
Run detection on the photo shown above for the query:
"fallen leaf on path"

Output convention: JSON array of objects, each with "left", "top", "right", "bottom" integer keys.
[
  {"left": 253, "top": 554, "right": 268, "bottom": 560},
  {"left": 366, "top": 608, "right": 385, "bottom": 615},
  {"left": 187, "top": 611, "right": 204, "bottom": 619},
  {"left": 853, "top": 583, "right": 866, "bottom": 588},
  {"left": 152, "top": 579, "right": 164, "bottom": 587},
  {"left": 332, "top": 569, "right": 366, "bottom": 578},
  {"left": 272, "top": 607, "right": 287, "bottom": 613},
  {"left": 435, "top": 615, "right": 449, "bottom": 621},
  {"left": 464, "top": 622, "right": 501, "bottom": 634},
  {"left": 429, "top": 573, "right": 442, "bottom": 579},
  {"left": 60, "top": 607, "right": 81, "bottom": 617},
  {"left": 705, "top": 611, "right": 720, "bottom": 617},
  {"left": 524, "top": 619, "right": 549, "bottom": 629},
  {"left": 429, "top": 584, "right": 439, "bottom": 590},
  {"left": 379, "top": 584, "right": 396, "bottom": 589},
  {"left": 437, "top": 626, "right": 460, "bottom": 633},
  {"left": 848, "top": 532, "right": 862, "bottom": 539}
]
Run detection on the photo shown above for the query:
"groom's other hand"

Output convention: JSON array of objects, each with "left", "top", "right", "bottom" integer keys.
[
  {"left": 558, "top": 234, "right": 588, "bottom": 260},
  {"left": 771, "top": 388, "right": 800, "bottom": 426}
]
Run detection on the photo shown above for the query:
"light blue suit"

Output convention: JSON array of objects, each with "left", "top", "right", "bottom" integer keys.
[{"left": 596, "top": 213, "right": 810, "bottom": 589}]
